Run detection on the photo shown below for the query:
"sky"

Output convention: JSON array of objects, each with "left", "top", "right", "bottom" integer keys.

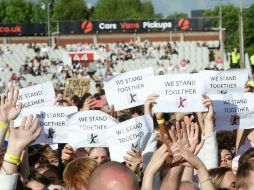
[{"left": 86, "top": 0, "right": 254, "bottom": 17}]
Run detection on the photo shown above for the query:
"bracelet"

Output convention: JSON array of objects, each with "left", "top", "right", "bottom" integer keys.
[
  {"left": 200, "top": 178, "right": 212, "bottom": 184},
  {"left": 0, "top": 122, "right": 7, "bottom": 129},
  {"left": 1, "top": 165, "right": 18, "bottom": 175},
  {"left": 135, "top": 171, "right": 143, "bottom": 178},
  {"left": 4, "top": 153, "right": 21, "bottom": 165},
  {"left": 157, "top": 119, "right": 165, "bottom": 125}
]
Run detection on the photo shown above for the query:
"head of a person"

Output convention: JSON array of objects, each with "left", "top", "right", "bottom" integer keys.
[
  {"left": 42, "top": 146, "right": 59, "bottom": 166},
  {"left": 236, "top": 159, "right": 254, "bottom": 190},
  {"left": 36, "top": 164, "right": 62, "bottom": 185},
  {"left": 238, "top": 148, "right": 254, "bottom": 167},
  {"left": 209, "top": 167, "right": 236, "bottom": 190},
  {"left": 88, "top": 161, "right": 139, "bottom": 190},
  {"left": 63, "top": 158, "right": 97, "bottom": 190},
  {"left": 179, "top": 181, "right": 199, "bottom": 190},
  {"left": 86, "top": 147, "right": 109, "bottom": 165},
  {"left": 219, "top": 148, "right": 234, "bottom": 169},
  {"left": 70, "top": 95, "right": 80, "bottom": 106},
  {"left": 26, "top": 172, "right": 51, "bottom": 190},
  {"left": 56, "top": 90, "right": 64, "bottom": 101}
]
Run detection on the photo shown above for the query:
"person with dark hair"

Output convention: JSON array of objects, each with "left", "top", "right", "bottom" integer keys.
[{"left": 26, "top": 172, "right": 51, "bottom": 189}]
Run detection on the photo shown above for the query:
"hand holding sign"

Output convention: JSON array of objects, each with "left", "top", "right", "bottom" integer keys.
[
  {"left": 0, "top": 85, "right": 22, "bottom": 124},
  {"left": 202, "top": 95, "right": 215, "bottom": 137},
  {"left": 144, "top": 94, "right": 159, "bottom": 117}
]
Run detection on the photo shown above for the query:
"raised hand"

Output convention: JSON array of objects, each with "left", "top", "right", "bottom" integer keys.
[
  {"left": 186, "top": 122, "right": 203, "bottom": 153},
  {"left": 141, "top": 144, "right": 169, "bottom": 190},
  {"left": 61, "top": 144, "right": 74, "bottom": 164},
  {"left": 202, "top": 95, "right": 214, "bottom": 122},
  {"left": 8, "top": 115, "right": 41, "bottom": 156},
  {"left": 80, "top": 97, "right": 96, "bottom": 111},
  {"left": 145, "top": 144, "right": 169, "bottom": 174},
  {"left": 144, "top": 94, "right": 159, "bottom": 116},
  {"left": 202, "top": 95, "right": 215, "bottom": 137},
  {"left": 0, "top": 85, "right": 22, "bottom": 124},
  {"left": 123, "top": 147, "right": 143, "bottom": 173}
]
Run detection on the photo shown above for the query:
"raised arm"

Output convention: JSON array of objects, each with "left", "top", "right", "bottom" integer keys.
[
  {"left": 0, "top": 86, "right": 22, "bottom": 145},
  {"left": 0, "top": 116, "right": 41, "bottom": 189}
]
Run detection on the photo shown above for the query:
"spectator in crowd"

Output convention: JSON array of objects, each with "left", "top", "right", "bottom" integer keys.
[
  {"left": 231, "top": 48, "right": 240, "bottom": 69},
  {"left": 250, "top": 53, "right": 254, "bottom": 73}
]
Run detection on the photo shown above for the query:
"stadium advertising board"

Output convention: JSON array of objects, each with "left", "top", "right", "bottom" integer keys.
[
  {"left": 59, "top": 18, "right": 212, "bottom": 34},
  {"left": 0, "top": 23, "right": 46, "bottom": 36}
]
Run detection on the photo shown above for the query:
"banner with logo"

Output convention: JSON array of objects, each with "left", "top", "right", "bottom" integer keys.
[
  {"left": 17, "top": 82, "right": 55, "bottom": 109},
  {"left": 0, "top": 23, "right": 46, "bottom": 36},
  {"left": 212, "top": 93, "right": 254, "bottom": 131},
  {"left": 106, "top": 115, "right": 154, "bottom": 162},
  {"left": 59, "top": 18, "right": 212, "bottom": 34},
  {"left": 145, "top": 73, "right": 207, "bottom": 113},
  {"left": 200, "top": 70, "right": 248, "bottom": 95},
  {"left": 66, "top": 110, "right": 118, "bottom": 148},
  {"left": 104, "top": 67, "right": 154, "bottom": 111},
  {"left": 14, "top": 106, "right": 78, "bottom": 145}
]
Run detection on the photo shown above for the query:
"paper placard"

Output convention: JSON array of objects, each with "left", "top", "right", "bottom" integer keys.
[
  {"left": 212, "top": 93, "right": 254, "bottom": 131},
  {"left": 66, "top": 110, "right": 118, "bottom": 148},
  {"left": 64, "top": 78, "right": 90, "bottom": 98},
  {"left": 199, "top": 70, "right": 248, "bottom": 95},
  {"left": 104, "top": 67, "right": 154, "bottom": 111},
  {"left": 15, "top": 106, "right": 77, "bottom": 144},
  {"left": 145, "top": 73, "right": 207, "bottom": 113},
  {"left": 106, "top": 115, "right": 154, "bottom": 162},
  {"left": 17, "top": 82, "right": 55, "bottom": 108}
]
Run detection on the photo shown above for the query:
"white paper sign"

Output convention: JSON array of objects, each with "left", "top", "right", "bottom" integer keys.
[
  {"left": 66, "top": 110, "right": 118, "bottom": 148},
  {"left": 212, "top": 93, "right": 254, "bottom": 131},
  {"left": 200, "top": 70, "right": 248, "bottom": 95},
  {"left": 17, "top": 82, "right": 55, "bottom": 108},
  {"left": 104, "top": 67, "right": 154, "bottom": 111},
  {"left": 106, "top": 115, "right": 154, "bottom": 162},
  {"left": 145, "top": 73, "right": 207, "bottom": 113},
  {"left": 15, "top": 106, "right": 77, "bottom": 144}
]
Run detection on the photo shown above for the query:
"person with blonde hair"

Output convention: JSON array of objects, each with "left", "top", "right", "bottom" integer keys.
[
  {"left": 209, "top": 167, "right": 236, "bottom": 190},
  {"left": 63, "top": 157, "right": 97, "bottom": 190}
]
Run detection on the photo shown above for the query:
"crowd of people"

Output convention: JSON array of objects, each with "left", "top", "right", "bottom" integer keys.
[
  {"left": 0, "top": 40, "right": 224, "bottom": 94},
  {"left": 1, "top": 77, "right": 254, "bottom": 190},
  {"left": 0, "top": 40, "right": 254, "bottom": 190}
]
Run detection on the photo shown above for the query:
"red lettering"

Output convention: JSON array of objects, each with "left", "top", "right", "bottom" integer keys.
[
  {"left": 120, "top": 22, "right": 140, "bottom": 29},
  {"left": 0, "top": 25, "right": 22, "bottom": 33}
]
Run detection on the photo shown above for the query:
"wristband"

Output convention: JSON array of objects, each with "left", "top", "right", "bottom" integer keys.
[
  {"left": 157, "top": 119, "right": 165, "bottom": 125},
  {"left": 200, "top": 178, "right": 212, "bottom": 184},
  {"left": 0, "top": 122, "right": 7, "bottom": 129},
  {"left": 4, "top": 153, "right": 21, "bottom": 165}
]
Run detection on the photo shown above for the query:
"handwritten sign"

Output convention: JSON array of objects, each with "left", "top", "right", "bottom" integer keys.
[
  {"left": 64, "top": 78, "right": 90, "bottom": 98},
  {"left": 145, "top": 73, "right": 207, "bottom": 113},
  {"left": 199, "top": 70, "right": 248, "bottom": 95},
  {"left": 106, "top": 115, "right": 153, "bottom": 162},
  {"left": 66, "top": 110, "right": 118, "bottom": 148},
  {"left": 17, "top": 82, "right": 55, "bottom": 108},
  {"left": 212, "top": 93, "right": 254, "bottom": 131},
  {"left": 104, "top": 67, "right": 154, "bottom": 111},
  {"left": 15, "top": 106, "right": 77, "bottom": 144}
]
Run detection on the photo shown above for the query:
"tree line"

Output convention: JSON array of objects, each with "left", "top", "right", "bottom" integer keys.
[{"left": 0, "top": 0, "right": 253, "bottom": 54}]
